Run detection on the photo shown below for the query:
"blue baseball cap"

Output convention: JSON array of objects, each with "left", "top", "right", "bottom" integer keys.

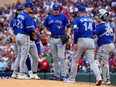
[
  {"left": 24, "top": 2, "right": 35, "bottom": 9},
  {"left": 52, "top": 4, "right": 60, "bottom": 10},
  {"left": 16, "top": 5, "right": 24, "bottom": 10},
  {"left": 78, "top": 6, "right": 86, "bottom": 12}
]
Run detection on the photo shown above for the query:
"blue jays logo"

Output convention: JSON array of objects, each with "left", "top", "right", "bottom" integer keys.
[{"left": 57, "top": 25, "right": 62, "bottom": 29}]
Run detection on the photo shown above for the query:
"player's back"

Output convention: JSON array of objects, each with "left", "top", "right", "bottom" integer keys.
[
  {"left": 75, "top": 16, "right": 95, "bottom": 38},
  {"left": 10, "top": 18, "right": 19, "bottom": 35},
  {"left": 17, "top": 12, "right": 35, "bottom": 35},
  {"left": 95, "top": 22, "right": 114, "bottom": 46}
]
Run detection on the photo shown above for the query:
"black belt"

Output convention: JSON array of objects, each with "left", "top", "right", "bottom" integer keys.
[
  {"left": 51, "top": 35, "right": 63, "bottom": 38},
  {"left": 80, "top": 37, "right": 93, "bottom": 39}
]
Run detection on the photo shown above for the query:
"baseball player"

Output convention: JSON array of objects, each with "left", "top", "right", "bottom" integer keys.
[
  {"left": 16, "top": 1, "right": 39, "bottom": 79},
  {"left": 64, "top": 6, "right": 102, "bottom": 86},
  {"left": 9, "top": 5, "right": 24, "bottom": 78},
  {"left": 95, "top": 9, "right": 115, "bottom": 85},
  {"left": 9, "top": 5, "right": 35, "bottom": 79},
  {"left": 27, "top": 12, "right": 42, "bottom": 79},
  {"left": 43, "top": 4, "right": 71, "bottom": 81}
]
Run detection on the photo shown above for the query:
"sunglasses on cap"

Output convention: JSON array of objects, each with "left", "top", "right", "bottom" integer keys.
[{"left": 17, "top": 9, "right": 23, "bottom": 11}]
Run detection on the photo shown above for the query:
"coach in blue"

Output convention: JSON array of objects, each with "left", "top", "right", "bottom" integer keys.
[
  {"left": 43, "top": 4, "right": 71, "bottom": 81},
  {"left": 64, "top": 6, "right": 102, "bottom": 86},
  {"left": 95, "top": 9, "right": 115, "bottom": 85},
  {"left": 16, "top": 1, "right": 39, "bottom": 79}
]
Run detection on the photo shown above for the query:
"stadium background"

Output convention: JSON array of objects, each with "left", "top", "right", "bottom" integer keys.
[{"left": 0, "top": 0, "right": 116, "bottom": 87}]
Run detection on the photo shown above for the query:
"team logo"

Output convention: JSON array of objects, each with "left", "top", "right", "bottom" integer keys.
[{"left": 57, "top": 25, "right": 62, "bottom": 29}]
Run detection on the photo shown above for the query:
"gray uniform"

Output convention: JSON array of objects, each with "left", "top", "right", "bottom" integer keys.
[
  {"left": 16, "top": 33, "right": 38, "bottom": 75},
  {"left": 68, "top": 38, "right": 102, "bottom": 81},
  {"left": 49, "top": 37, "right": 66, "bottom": 77},
  {"left": 96, "top": 43, "right": 115, "bottom": 82}
]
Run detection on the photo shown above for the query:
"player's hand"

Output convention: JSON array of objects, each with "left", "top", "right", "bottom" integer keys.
[
  {"left": 73, "top": 44, "right": 77, "bottom": 51},
  {"left": 45, "top": 31, "right": 51, "bottom": 36},
  {"left": 94, "top": 35, "right": 98, "bottom": 40},
  {"left": 34, "top": 28, "right": 40, "bottom": 35}
]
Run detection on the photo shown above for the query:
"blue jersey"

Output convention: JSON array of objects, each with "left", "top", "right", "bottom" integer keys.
[
  {"left": 95, "top": 22, "right": 114, "bottom": 46},
  {"left": 10, "top": 18, "right": 19, "bottom": 35},
  {"left": 33, "top": 20, "right": 40, "bottom": 44},
  {"left": 43, "top": 13, "right": 70, "bottom": 36},
  {"left": 74, "top": 16, "right": 95, "bottom": 44},
  {"left": 35, "top": 34, "right": 40, "bottom": 44},
  {"left": 17, "top": 12, "right": 35, "bottom": 35}
]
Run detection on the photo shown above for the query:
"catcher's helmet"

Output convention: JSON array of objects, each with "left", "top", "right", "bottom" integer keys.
[
  {"left": 98, "top": 9, "right": 109, "bottom": 18},
  {"left": 95, "top": 9, "right": 109, "bottom": 20}
]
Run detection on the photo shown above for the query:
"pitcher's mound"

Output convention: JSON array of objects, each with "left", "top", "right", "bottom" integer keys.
[{"left": 0, "top": 79, "right": 115, "bottom": 87}]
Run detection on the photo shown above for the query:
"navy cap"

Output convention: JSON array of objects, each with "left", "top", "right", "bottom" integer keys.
[
  {"left": 78, "top": 6, "right": 86, "bottom": 12},
  {"left": 16, "top": 5, "right": 24, "bottom": 10},
  {"left": 52, "top": 4, "right": 60, "bottom": 10},
  {"left": 24, "top": 2, "right": 35, "bottom": 9}
]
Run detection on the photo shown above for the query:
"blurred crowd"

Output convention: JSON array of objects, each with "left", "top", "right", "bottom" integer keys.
[{"left": 0, "top": 0, "right": 116, "bottom": 74}]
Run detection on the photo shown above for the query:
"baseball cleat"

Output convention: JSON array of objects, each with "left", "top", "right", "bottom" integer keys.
[
  {"left": 49, "top": 75, "right": 60, "bottom": 80},
  {"left": 17, "top": 74, "right": 30, "bottom": 80},
  {"left": 102, "top": 81, "right": 111, "bottom": 85},
  {"left": 63, "top": 78, "right": 75, "bottom": 83},
  {"left": 33, "top": 74, "right": 40, "bottom": 80},
  {"left": 105, "top": 81, "right": 111, "bottom": 85},
  {"left": 28, "top": 71, "right": 34, "bottom": 79},
  {"left": 11, "top": 73, "right": 18, "bottom": 79},
  {"left": 96, "top": 80, "right": 102, "bottom": 86},
  {"left": 60, "top": 76, "right": 67, "bottom": 81}
]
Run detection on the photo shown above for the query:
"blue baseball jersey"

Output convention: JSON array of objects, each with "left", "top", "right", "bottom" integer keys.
[
  {"left": 73, "top": 16, "right": 95, "bottom": 44},
  {"left": 32, "top": 19, "right": 40, "bottom": 44},
  {"left": 43, "top": 13, "right": 70, "bottom": 36},
  {"left": 95, "top": 22, "right": 114, "bottom": 46},
  {"left": 17, "top": 12, "right": 35, "bottom": 34},
  {"left": 32, "top": 19, "right": 41, "bottom": 54},
  {"left": 10, "top": 18, "right": 19, "bottom": 35},
  {"left": 35, "top": 34, "right": 40, "bottom": 44}
]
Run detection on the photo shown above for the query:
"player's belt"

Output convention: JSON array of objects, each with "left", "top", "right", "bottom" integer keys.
[
  {"left": 51, "top": 35, "right": 63, "bottom": 38},
  {"left": 80, "top": 37, "right": 93, "bottom": 39}
]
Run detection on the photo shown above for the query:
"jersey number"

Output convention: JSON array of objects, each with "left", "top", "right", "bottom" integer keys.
[
  {"left": 17, "top": 19, "right": 23, "bottom": 29},
  {"left": 105, "top": 24, "right": 113, "bottom": 36},
  {"left": 83, "top": 22, "right": 93, "bottom": 31}
]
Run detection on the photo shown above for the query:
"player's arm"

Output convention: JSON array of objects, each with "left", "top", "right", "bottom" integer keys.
[
  {"left": 73, "top": 19, "right": 79, "bottom": 51},
  {"left": 64, "top": 15, "right": 71, "bottom": 36},
  {"left": 26, "top": 17, "right": 35, "bottom": 34},
  {"left": 93, "top": 23, "right": 98, "bottom": 39},
  {"left": 43, "top": 17, "right": 51, "bottom": 36},
  {"left": 8, "top": 19, "right": 16, "bottom": 43},
  {"left": 9, "top": 19, "right": 15, "bottom": 35},
  {"left": 73, "top": 19, "right": 79, "bottom": 44},
  {"left": 94, "top": 25, "right": 100, "bottom": 40}
]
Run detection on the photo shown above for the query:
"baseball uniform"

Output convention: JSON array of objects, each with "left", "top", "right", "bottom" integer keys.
[
  {"left": 95, "top": 22, "right": 115, "bottom": 83},
  {"left": 66, "top": 6, "right": 102, "bottom": 85},
  {"left": 43, "top": 4, "right": 71, "bottom": 80}
]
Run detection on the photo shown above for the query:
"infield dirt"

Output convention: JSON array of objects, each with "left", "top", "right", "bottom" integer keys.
[{"left": 0, "top": 79, "right": 115, "bottom": 87}]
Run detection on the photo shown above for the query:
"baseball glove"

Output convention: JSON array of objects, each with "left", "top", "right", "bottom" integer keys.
[
  {"left": 11, "top": 36, "right": 16, "bottom": 43},
  {"left": 30, "top": 32, "right": 38, "bottom": 41},
  {"left": 60, "top": 34, "right": 69, "bottom": 45}
]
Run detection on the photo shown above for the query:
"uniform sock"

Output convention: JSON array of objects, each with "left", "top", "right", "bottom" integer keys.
[{"left": 26, "top": 56, "right": 31, "bottom": 71}]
